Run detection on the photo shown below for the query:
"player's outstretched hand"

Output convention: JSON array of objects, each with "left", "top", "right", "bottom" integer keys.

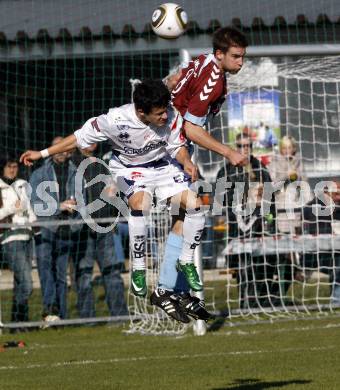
[
  {"left": 183, "top": 161, "right": 198, "bottom": 182},
  {"left": 227, "top": 149, "right": 248, "bottom": 167},
  {"left": 20, "top": 150, "right": 42, "bottom": 166}
]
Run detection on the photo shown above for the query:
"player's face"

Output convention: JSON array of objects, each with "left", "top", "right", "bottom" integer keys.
[
  {"left": 143, "top": 106, "right": 168, "bottom": 127},
  {"left": 217, "top": 46, "right": 246, "bottom": 74}
]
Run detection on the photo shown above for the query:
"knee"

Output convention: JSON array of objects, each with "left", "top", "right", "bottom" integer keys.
[
  {"left": 56, "top": 269, "right": 68, "bottom": 285},
  {"left": 181, "top": 191, "right": 203, "bottom": 211},
  {"left": 102, "top": 265, "right": 114, "bottom": 277},
  {"left": 17, "top": 278, "right": 33, "bottom": 299},
  {"left": 171, "top": 218, "right": 184, "bottom": 234},
  {"left": 24, "top": 273, "right": 33, "bottom": 293},
  {"left": 128, "top": 192, "right": 152, "bottom": 212},
  {"left": 78, "top": 272, "right": 93, "bottom": 292}
]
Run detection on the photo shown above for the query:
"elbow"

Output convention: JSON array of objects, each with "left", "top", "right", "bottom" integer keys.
[
  {"left": 183, "top": 124, "right": 195, "bottom": 142},
  {"left": 170, "top": 149, "right": 180, "bottom": 159}
]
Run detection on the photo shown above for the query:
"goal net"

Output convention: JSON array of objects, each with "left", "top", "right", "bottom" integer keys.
[
  {"left": 196, "top": 53, "right": 340, "bottom": 322},
  {"left": 127, "top": 54, "right": 340, "bottom": 336},
  {"left": 1, "top": 53, "right": 340, "bottom": 334},
  {"left": 127, "top": 207, "right": 189, "bottom": 336}
]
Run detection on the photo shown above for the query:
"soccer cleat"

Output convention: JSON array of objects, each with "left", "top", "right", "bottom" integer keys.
[
  {"left": 131, "top": 270, "right": 147, "bottom": 297},
  {"left": 176, "top": 261, "right": 203, "bottom": 292},
  {"left": 175, "top": 293, "right": 215, "bottom": 321},
  {"left": 150, "top": 289, "right": 190, "bottom": 324}
]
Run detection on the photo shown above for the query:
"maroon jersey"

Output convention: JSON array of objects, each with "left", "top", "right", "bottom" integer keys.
[{"left": 171, "top": 54, "right": 227, "bottom": 127}]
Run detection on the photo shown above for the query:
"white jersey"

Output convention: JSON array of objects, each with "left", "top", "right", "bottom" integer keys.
[{"left": 74, "top": 103, "right": 185, "bottom": 167}]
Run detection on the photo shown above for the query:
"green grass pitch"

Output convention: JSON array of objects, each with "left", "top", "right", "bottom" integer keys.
[{"left": 1, "top": 316, "right": 340, "bottom": 389}]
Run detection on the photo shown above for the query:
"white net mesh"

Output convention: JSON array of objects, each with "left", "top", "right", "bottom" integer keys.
[
  {"left": 197, "top": 54, "right": 340, "bottom": 322},
  {"left": 202, "top": 55, "right": 340, "bottom": 178},
  {"left": 2, "top": 54, "right": 340, "bottom": 333},
  {"left": 127, "top": 54, "right": 340, "bottom": 332},
  {"left": 127, "top": 207, "right": 188, "bottom": 336}
]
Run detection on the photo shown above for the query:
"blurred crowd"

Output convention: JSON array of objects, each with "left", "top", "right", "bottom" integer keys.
[
  {"left": 0, "top": 139, "right": 129, "bottom": 328},
  {"left": 213, "top": 131, "right": 340, "bottom": 309},
  {"left": 0, "top": 130, "right": 339, "bottom": 327}
]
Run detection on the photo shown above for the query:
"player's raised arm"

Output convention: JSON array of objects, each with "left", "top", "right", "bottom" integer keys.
[
  {"left": 183, "top": 121, "right": 247, "bottom": 166},
  {"left": 20, "top": 112, "right": 113, "bottom": 166},
  {"left": 20, "top": 134, "right": 77, "bottom": 166}
]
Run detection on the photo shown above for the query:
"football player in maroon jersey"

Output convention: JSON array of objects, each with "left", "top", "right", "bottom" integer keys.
[{"left": 170, "top": 27, "right": 248, "bottom": 165}]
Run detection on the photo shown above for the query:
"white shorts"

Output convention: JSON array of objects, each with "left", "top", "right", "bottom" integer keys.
[{"left": 109, "top": 158, "right": 191, "bottom": 205}]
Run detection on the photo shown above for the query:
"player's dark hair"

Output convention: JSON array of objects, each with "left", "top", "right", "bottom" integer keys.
[
  {"left": 133, "top": 79, "right": 171, "bottom": 114},
  {"left": 212, "top": 27, "right": 248, "bottom": 54}
]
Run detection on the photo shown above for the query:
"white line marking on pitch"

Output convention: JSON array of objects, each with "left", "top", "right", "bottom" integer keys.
[
  {"left": 6, "top": 322, "right": 340, "bottom": 353},
  {"left": 22, "top": 322, "right": 340, "bottom": 351},
  {"left": 0, "top": 346, "right": 335, "bottom": 371},
  {"left": 213, "top": 322, "right": 340, "bottom": 337}
]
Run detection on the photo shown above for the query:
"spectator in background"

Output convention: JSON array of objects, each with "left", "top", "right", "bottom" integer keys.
[
  {"left": 261, "top": 125, "right": 278, "bottom": 149},
  {"left": 242, "top": 125, "right": 257, "bottom": 144},
  {"left": 0, "top": 154, "right": 36, "bottom": 325},
  {"left": 268, "top": 136, "right": 305, "bottom": 186},
  {"left": 102, "top": 150, "right": 128, "bottom": 272},
  {"left": 72, "top": 144, "right": 128, "bottom": 318},
  {"left": 256, "top": 122, "right": 266, "bottom": 148},
  {"left": 268, "top": 136, "right": 310, "bottom": 302},
  {"left": 113, "top": 221, "right": 129, "bottom": 270},
  {"left": 268, "top": 135, "right": 310, "bottom": 231},
  {"left": 302, "top": 181, "right": 340, "bottom": 305},
  {"left": 216, "top": 133, "right": 277, "bottom": 308},
  {"left": 30, "top": 136, "right": 82, "bottom": 321}
]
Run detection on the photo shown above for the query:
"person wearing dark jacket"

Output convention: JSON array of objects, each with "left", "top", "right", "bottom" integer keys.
[
  {"left": 71, "top": 144, "right": 128, "bottom": 318},
  {"left": 302, "top": 182, "right": 340, "bottom": 305},
  {"left": 216, "top": 133, "right": 277, "bottom": 309},
  {"left": 0, "top": 155, "right": 36, "bottom": 325},
  {"left": 30, "top": 137, "right": 83, "bottom": 320}
]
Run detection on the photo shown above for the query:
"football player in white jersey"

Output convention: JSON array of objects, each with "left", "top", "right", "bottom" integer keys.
[{"left": 20, "top": 79, "right": 214, "bottom": 323}]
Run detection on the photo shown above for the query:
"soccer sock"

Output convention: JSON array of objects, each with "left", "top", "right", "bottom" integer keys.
[
  {"left": 158, "top": 232, "right": 183, "bottom": 291},
  {"left": 174, "top": 268, "right": 190, "bottom": 294},
  {"left": 179, "top": 208, "right": 205, "bottom": 265},
  {"left": 128, "top": 210, "right": 147, "bottom": 271}
]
